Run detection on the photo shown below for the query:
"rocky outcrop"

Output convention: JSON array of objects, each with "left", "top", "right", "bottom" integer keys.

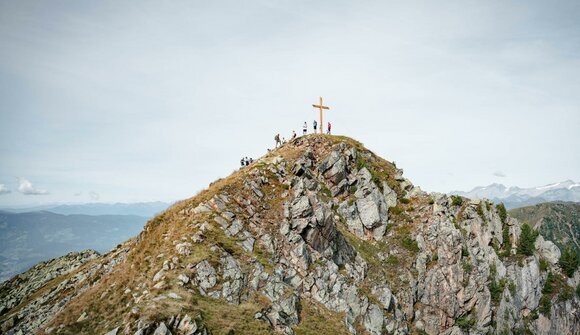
[
  {"left": 1, "top": 135, "right": 578, "bottom": 335},
  {"left": 0, "top": 244, "right": 130, "bottom": 335}
]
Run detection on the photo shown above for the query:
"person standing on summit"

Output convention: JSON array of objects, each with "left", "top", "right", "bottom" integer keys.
[
  {"left": 327, "top": 121, "right": 332, "bottom": 134},
  {"left": 313, "top": 120, "right": 317, "bottom": 133},
  {"left": 303, "top": 122, "right": 307, "bottom": 135}
]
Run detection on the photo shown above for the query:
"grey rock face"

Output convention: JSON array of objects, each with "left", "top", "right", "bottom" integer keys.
[
  {"left": 363, "top": 304, "right": 384, "bottom": 335},
  {"left": 195, "top": 260, "right": 217, "bottom": 291},
  {"left": 534, "top": 236, "right": 561, "bottom": 264},
  {"left": 152, "top": 322, "right": 172, "bottom": 335}
]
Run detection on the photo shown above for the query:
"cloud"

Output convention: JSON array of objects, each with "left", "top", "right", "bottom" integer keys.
[
  {"left": 74, "top": 191, "right": 82, "bottom": 196},
  {"left": 0, "top": 184, "right": 10, "bottom": 195},
  {"left": 493, "top": 171, "right": 506, "bottom": 178},
  {"left": 89, "top": 191, "right": 100, "bottom": 201},
  {"left": 17, "top": 178, "right": 49, "bottom": 195}
]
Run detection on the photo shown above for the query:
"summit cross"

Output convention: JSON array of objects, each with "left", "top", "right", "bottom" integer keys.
[{"left": 312, "top": 96, "right": 330, "bottom": 134}]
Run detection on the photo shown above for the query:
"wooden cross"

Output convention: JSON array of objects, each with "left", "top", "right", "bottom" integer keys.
[{"left": 312, "top": 96, "right": 330, "bottom": 134}]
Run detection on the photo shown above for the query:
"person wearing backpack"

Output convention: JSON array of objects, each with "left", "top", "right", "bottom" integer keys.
[
  {"left": 274, "top": 133, "right": 281, "bottom": 148},
  {"left": 313, "top": 120, "right": 317, "bottom": 133}
]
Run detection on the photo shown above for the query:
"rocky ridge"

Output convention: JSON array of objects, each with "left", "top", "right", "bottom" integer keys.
[{"left": 1, "top": 135, "right": 578, "bottom": 335}]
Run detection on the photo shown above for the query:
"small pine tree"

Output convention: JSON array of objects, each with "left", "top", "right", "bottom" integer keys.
[
  {"left": 517, "top": 223, "right": 538, "bottom": 256},
  {"left": 496, "top": 203, "right": 507, "bottom": 224},
  {"left": 559, "top": 246, "right": 579, "bottom": 278},
  {"left": 502, "top": 225, "right": 510, "bottom": 251}
]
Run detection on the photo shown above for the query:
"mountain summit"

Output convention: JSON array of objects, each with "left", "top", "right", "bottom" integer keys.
[{"left": 1, "top": 135, "right": 578, "bottom": 335}]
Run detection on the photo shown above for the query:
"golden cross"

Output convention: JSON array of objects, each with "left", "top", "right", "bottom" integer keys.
[{"left": 312, "top": 96, "right": 330, "bottom": 134}]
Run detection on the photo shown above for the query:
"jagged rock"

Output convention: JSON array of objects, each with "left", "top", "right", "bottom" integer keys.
[
  {"left": 363, "top": 304, "right": 384, "bottom": 335},
  {"left": 195, "top": 261, "right": 217, "bottom": 290},
  {"left": 291, "top": 196, "right": 312, "bottom": 218},
  {"left": 152, "top": 322, "right": 172, "bottom": 335},
  {"left": 167, "top": 292, "right": 182, "bottom": 300},
  {"left": 177, "top": 274, "right": 190, "bottom": 286},
  {"left": 104, "top": 327, "right": 120, "bottom": 335},
  {"left": 372, "top": 285, "right": 394, "bottom": 311},
  {"left": 176, "top": 242, "right": 192, "bottom": 255},
  {"left": 221, "top": 255, "right": 244, "bottom": 304},
  {"left": 153, "top": 269, "right": 166, "bottom": 282},
  {"left": 534, "top": 236, "right": 561, "bottom": 264},
  {"left": 77, "top": 311, "right": 88, "bottom": 322},
  {"left": 176, "top": 314, "right": 198, "bottom": 334}
]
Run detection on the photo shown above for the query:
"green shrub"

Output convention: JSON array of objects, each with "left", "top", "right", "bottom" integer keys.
[
  {"left": 559, "top": 246, "right": 579, "bottom": 278},
  {"left": 496, "top": 203, "right": 507, "bottom": 224},
  {"left": 476, "top": 203, "right": 485, "bottom": 219},
  {"left": 577, "top": 283, "right": 580, "bottom": 298},
  {"left": 462, "top": 260, "right": 473, "bottom": 273},
  {"left": 542, "top": 272, "right": 556, "bottom": 294},
  {"left": 489, "top": 278, "right": 506, "bottom": 304},
  {"left": 400, "top": 198, "right": 410, "bottom": 204},
  {"left": 502, "top": 225, "right": 510, "bottom": 251},
  {"left": 451, "top": 195, "right": 463, "bottom": 206},
  {"left": 559, "top": 285, "right": 574, "bottom": 301},
  {"left": 456, "top": 314, "right": 475, "bottom": 330},
  {"left": 401, "top": 236, "right": 420, "bottom": 253},
  {"left": 517, "top": 223, "right": 539, "bottom": 256},
  {"left": 490, "top": 263, "right": 497, "bottom": 278},
  {"left": 462, "top": 246, "right": 469, "bottom": 258},
  {"left": 428, "top": 197, "right": 435, "bottom": 205},
  {"left": 386, "top": 254, "right": 399, "bottom": 266},
  {"left": 389, "top": 206, "right": 404, "bottom": 215},
  {"left": 539, "top": 295, "right": 551, "bottom": 316},
  {"left": 539, "top": 258, "right": 549, "bottom": 272}
]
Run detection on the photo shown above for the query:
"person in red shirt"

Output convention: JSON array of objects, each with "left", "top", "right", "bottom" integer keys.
[{"left": 327, "top": 122, "right": 331, "bottom": 134}]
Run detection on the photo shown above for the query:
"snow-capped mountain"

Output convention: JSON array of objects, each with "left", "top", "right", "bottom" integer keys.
[{"left": 451, "top": 180, "right": 580, "bottom": 209}]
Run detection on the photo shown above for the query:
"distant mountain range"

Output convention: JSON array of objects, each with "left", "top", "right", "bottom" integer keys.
[
  {"left": 0, "top": 201, "right": 170, "bottom": 217},
  {"left": 0, "top": 210, "right": 150, "bottom": 282},
  {"left": 451, "top": 180, "right": 580, "bottom": 209},
  {"left": 0, "top": 202, "right": 171, "bottom": 282}
]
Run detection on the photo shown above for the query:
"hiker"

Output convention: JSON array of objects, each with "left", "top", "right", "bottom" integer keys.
[
  {"left": 313, "top": 120, "right": 317, "bottom": 133},
  {"left": 245, "top": 157, "right": 250, "bottom": 166},
  {"left": 291, "top": 130, "right": 297, "bottom": 140},
  {"left": 240, "top": 158, "right": 245, "bottom": 167},
  {"left": 249, "top": 158, "right": 253, "bottom": 164},
  {"left": 327, "top": 121, "right": 332, "bottom": 134},
  {"left": 274, "top": 133, "right": 281, "bottom": 148},
  {"left": 303, "top": 122, "right": 307, "bottom": 135}
]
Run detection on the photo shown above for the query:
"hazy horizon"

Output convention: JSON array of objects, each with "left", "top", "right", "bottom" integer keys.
[{"left": 1, "top": 1, "right": 579, "bottom": 206}]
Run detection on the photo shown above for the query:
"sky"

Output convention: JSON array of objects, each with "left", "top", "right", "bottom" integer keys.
[{"left": 0, "top": 0, "right": 579, "bottom": 207}]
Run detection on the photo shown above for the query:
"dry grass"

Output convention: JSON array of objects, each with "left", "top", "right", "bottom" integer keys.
[{"left": 294, "top": 299, "right": 350, "bottom": 335}]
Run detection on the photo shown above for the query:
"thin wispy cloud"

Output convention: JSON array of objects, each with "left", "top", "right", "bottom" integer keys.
[
  {"left": 89, "top": 191, "right": 100, "bottom": 201},
  {"left": 493, "top": 171, "right": 506, "bottom": 178},
  {"left": 17, "top": 178, "right": 49, "bottom": 195},
  {"left": 0, "top": 184, "right": 10, "bottom": 195}
]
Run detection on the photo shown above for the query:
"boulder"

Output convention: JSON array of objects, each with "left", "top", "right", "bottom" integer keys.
[
  {"left": 195, "top": 261, "right": 217, "bottom": 290},
  {"left": 534, "top": 236, "right": 561, "bottom": 264}
]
